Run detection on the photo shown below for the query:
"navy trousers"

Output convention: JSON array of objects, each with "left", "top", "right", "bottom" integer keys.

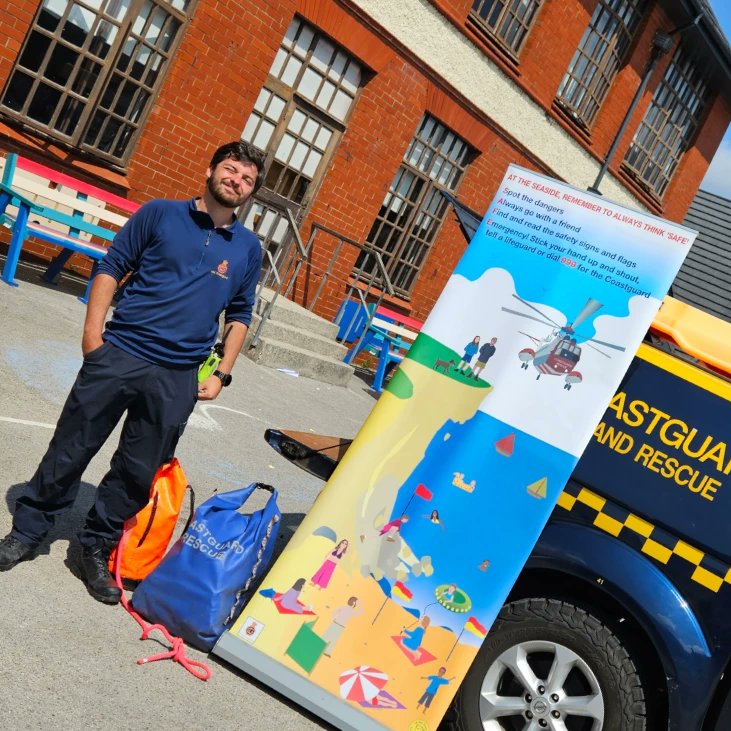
[{"left": 11, "top": 341, "right": 198, "bottom": 548}]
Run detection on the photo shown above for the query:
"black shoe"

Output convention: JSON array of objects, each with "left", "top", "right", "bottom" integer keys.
[
  {"left": 77, "top": 542, "right": 121, "bottom": 605},
  {"left": 0, "top": 535, "right": 37, "bottom": 571}
]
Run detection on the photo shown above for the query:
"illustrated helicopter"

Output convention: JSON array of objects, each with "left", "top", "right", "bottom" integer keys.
[{"left": 501, "top": 295, "right": 626, "bottom": 389}]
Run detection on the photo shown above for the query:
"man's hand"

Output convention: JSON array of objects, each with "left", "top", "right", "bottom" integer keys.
[
  {"left": 82, "top": 332, "right": 105, "bottom": 356},
  {"left": 197, "top": 375, "right": 223, "bottom": 401}
]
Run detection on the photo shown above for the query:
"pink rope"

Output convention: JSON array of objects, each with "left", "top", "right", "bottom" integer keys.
[{"left": 115, "top": 528, "right": 212, "bottom": 681}]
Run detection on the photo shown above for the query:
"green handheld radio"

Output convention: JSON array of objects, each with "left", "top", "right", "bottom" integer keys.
[{"left": 198, "top": 325, "right": 231, "bottom": 383}]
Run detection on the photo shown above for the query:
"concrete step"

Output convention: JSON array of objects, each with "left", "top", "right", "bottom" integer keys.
[
  {"left": 246, "top": 335, "right": 354, "bottom": 387},
  {"left": 255, "top": 287, "right": 339, "bottom": 340},
  {"left": 248, "top": 313, "right": 349, "bottom": 360}
]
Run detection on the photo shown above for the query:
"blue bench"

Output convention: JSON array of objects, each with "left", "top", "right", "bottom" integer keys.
[
  {"left": 0, "top": 153, "right": 139, "bottom": 302},
  {"left": 343, "top": 306, "right": 423, "bottom": 393}
]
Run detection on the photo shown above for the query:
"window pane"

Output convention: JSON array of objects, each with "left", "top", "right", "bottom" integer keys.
[
  {"left": 107, "top": 0, "right": 131, "bottom": 20},
  {"left": 19, "top": 32, "right": 52, "bottom": 72},
  {"left": 28, "top": 82, "right": 62, "bottom": 124},
  {"left": 89, "top": 19, "right": 118, "bottom": 59},
  {"left": 3, "top": 71, "right": 34, "bottom": 112},
  {"left": 470, "top": 0, "right": 542, "bottom": 54},
  {"left": 71, "top": 56, "right": 101, "bottom": 97},
  {"left": 39, "top": 0, "right": 66, "bottom": 32},
  {"left": 57, "top": 94, "right": 84, "bottom": 134},
  {"left": 61, "top": 4, "right": 95, "bottom": 46},
  {"left": 46, "top": 43, "right": 79, "bottom": 86}
]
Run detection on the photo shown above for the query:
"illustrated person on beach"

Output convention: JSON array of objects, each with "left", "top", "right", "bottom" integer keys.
[
  {"left": 279, "top": 577, "right": 312, "bottom": 613},
  {"left": 443, "top": 583, "right": 457, "bottom": 602},
  {"left": 422, "top": 509, "right": 445, "bottom": 530},
  {"left": 416, "top": 667, "right": 455, "bottom": 711},
  {"left": 400, "top": 615, "right": 430, "bottom": 662},
  {"left": 455, "top": 336, "right": 480, "bottom": 374},
  {"left": 310, "top": 539, "right": 348, "bottom": 590},
  {"left": 322, "top": 596, "right": 363, "bottom": 657},
  {"left": 472, "top": 337, "right": 498, "bottom": 380},
  {"left": 362, "top": 514, "right": 409, "bottom": 543}
]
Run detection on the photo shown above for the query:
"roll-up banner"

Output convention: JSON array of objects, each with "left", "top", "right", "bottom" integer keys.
[{"left": 214, "top": 164, "right": 697, "bottom": 730}]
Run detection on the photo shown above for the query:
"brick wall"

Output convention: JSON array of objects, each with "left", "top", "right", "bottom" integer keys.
[{"left": 0, "top": 0, "right": 728, "bottom": 322}]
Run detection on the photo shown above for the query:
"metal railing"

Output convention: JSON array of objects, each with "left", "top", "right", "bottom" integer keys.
[{"left": 248, "top": 217, "right": 395, "bottom": 356}]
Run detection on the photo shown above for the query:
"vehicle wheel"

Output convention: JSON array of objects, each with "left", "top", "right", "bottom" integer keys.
[{"left": 451, "top": 598, "right": 646, "bottom": 731}]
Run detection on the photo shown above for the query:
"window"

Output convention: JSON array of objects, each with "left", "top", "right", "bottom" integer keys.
[
  {"left": 557, "top": 0, "right": 647, "bottom": 129},
  {"left": 623, "top": 47, "right": 709, "bottom": 198},
  {"left": 1, "top": 0, "right": 193, "bottom": 165},
  {"left": 240, "top": 16, "right": 363, "bottom": 249},
  {"left": 356, "top": 115, "right": 473, "bottom": 296},
  {"left": 468, "top": 0, "right": 543, "bottom": 56}
]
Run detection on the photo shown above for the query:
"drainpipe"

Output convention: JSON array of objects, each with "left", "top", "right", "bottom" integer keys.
[{"left": 587, "top": 13, "right": 704, "bottom": 196}]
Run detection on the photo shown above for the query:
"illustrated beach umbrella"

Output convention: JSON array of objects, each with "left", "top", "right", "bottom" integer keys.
[
  {"left": 446, "top": 615, "right": 489, "bottom": 660},
  {"left": 435, "top": 583, "right": 472, "bottom": 613},
  {"left": 339, "top": 666, "right": 389, "bottom": 702}
]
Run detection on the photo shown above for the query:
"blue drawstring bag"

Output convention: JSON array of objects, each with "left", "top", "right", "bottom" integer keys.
[{"left": 131, "top": 483, "right": 281, "bottom": 652}]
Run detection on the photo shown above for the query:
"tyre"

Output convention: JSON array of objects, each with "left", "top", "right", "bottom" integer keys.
[{"left": 452, "top": 598, "right": 646, "bottom": 731}]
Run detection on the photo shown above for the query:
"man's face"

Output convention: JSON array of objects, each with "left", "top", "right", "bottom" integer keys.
[{"left": 206, "top": 157, "right": 258, "bottom": 208}]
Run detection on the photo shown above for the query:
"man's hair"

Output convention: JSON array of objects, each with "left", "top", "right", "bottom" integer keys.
[{"left": 209, "top": 141, "right": 267, "bottom": 192}]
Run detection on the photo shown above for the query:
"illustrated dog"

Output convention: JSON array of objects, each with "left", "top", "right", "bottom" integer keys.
[{"left": 434, "top": 358, "right": 456, "bottom": 373}]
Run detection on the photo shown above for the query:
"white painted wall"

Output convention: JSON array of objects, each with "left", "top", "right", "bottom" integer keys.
[{"left": 351, "top": 0, "right": 648, "bottom": 213}]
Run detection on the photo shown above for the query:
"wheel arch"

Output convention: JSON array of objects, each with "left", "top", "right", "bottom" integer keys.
[{"left": 515, "top": 520, "right": 714, "bottom": 729}]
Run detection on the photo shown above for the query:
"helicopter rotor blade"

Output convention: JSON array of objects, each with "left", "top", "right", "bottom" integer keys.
[
  {"left": 518, "top": 331, "right": 541, "bottom": 344},
  {"left": 501, "top": 308, "right": 557, "bottom": 329},
  {"left": 510, "top": 294, "right": 564, "bottom": 328},
  {"left": 570, "top": 298, "right": 603, "bottom": 330},
  {"left": 585, "top": 336, "right": 626, "bottom": 352},
  {"left": 584, "top": 342, "right": 612, "bottom": 358}
]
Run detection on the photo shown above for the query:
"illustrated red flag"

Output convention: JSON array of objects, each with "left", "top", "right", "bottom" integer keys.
[
  {"left": 414, "top": 483, "right": 432, "bottom": 500},
  {"left": 464, "top": 616, "right": 488, "bottom": 638},
  {"left": 391, "top": 581, "right": 413, "bottom": 602}
]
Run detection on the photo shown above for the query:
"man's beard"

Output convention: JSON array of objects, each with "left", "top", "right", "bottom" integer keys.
[{"left": 207, "top": 176, "right": 249, "bottom": 208}]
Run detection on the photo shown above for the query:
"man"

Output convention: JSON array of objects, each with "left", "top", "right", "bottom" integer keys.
[
  {"left": 321, "top": 596, "right": 363, "bottom": 657},
  {"left": 0, "top": 141, "right": 265, "bottom": 606},
  {"left": 473, "top": 336, "right": 498, "bottom": 380},
  {"left": 416, "top": 666, "right": 455, "bottom": 711}
]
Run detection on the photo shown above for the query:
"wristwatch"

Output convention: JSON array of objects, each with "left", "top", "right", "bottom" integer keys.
[{"left": 213, "top": 370, "right": 232, "bottom": 387}]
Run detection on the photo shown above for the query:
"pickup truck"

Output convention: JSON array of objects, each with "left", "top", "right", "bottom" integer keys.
[{"left": 266, "top": 295, "right": 731, "bottom": 731}]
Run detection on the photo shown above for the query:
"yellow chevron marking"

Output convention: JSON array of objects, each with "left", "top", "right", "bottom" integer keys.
[
  {"left": 642, "top": 539, "right": 672, "bottom": 564},
  {"left": 594, "top": 512, "right": 624, "bottom": 537},
  {"left": 673, "top": 541, "right": 704, "bottom": 566},
  {"left": 577, "top": 488, "right": 605, "bottom": 512},
  {"left": 691, "top": 566, "right": 723, "bottom": 592},
  {"left": 624, "top": 514, "right": 654, "bottom": 538}
]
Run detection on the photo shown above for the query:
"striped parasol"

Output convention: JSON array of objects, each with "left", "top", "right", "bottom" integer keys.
[{"left": 339, "top": 666, "right": 389, "bottom": 702}]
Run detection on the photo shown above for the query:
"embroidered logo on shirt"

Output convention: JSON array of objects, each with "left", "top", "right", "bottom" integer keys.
[{"left": 212, "top": 259, "right": 229, "bottom": 279}]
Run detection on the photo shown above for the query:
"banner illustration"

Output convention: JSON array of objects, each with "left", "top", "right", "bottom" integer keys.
[{"left": 214, "top": 165, "right": 696, "bottom": 730}]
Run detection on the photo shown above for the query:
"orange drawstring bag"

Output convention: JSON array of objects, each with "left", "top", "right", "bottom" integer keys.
[{"left": 108, "top": 458, "right": 194, "bottom": 583}]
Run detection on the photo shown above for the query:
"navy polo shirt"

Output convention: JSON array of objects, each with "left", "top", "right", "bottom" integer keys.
[{"left": 97, "top": 198, "right": 262, "bottom": 366}]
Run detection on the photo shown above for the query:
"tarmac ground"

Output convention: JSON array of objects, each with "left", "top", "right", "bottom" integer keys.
[{"left": 0, "top": 259, "right": 379, "bottom": 730}]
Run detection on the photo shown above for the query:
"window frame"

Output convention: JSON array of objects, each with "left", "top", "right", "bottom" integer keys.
[
  {"left": 0, "top": 0, "right": 196, "bottom": 168},
  {"left": 239, "top": 16, "right": 365, "bottom": 232},
  {"left": 357, "top": 114, "right": 474, "bottom": 298},
  {"left": 621, "top": 46, "right": 709, "bottom": 200},
  {"left": 467, "top": 0, "right": 544, "bottom": 59},
  {"left": 556, "top": 0, "right": 648, "bottom": 131}
]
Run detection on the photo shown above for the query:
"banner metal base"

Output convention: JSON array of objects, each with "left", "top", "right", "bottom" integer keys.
[{"left": 213, "top": 632, "right": 386, "bottom": 731}]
